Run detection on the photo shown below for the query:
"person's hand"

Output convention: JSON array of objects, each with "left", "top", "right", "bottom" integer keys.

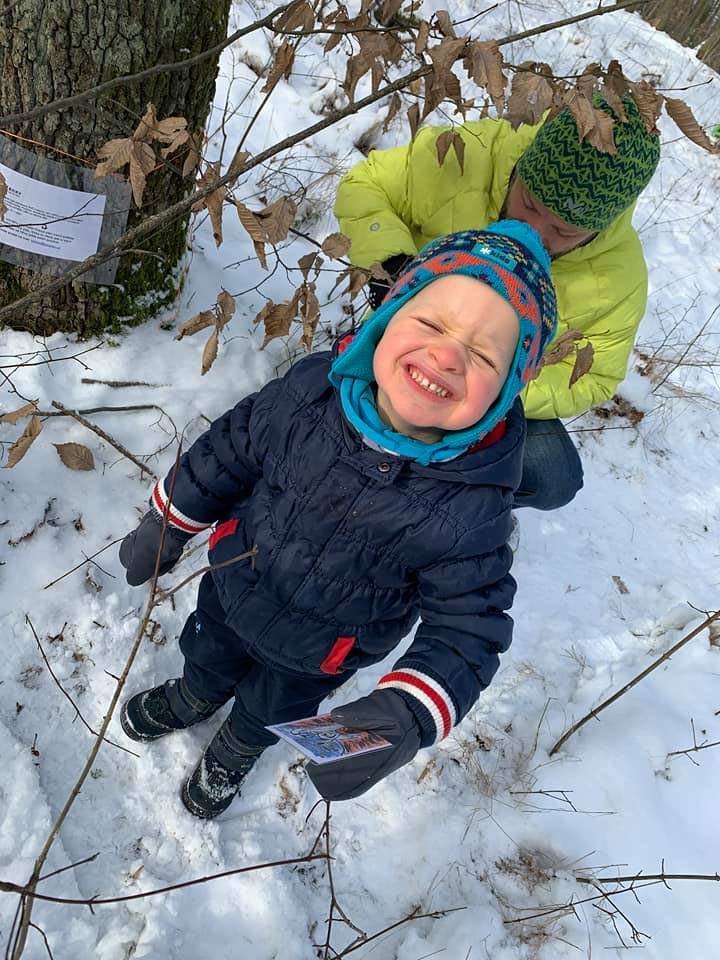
[
  {"left": 367, "top": 254, "right": 412, "bottom": 310},
  {"left": 119, "top": 510, "right": 192, "bottom": 586},
  {"left": 306, "top": 689, "right": 421, "bottom": 801}
]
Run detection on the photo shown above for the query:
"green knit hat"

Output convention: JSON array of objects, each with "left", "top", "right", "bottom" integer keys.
[{"left": 516, "top": 95, "right": 660, "bottom": 232}]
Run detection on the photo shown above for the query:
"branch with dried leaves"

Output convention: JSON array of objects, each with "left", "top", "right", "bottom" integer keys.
[{"left": 0, "top": 0, "right": 668, "bottom": 329}]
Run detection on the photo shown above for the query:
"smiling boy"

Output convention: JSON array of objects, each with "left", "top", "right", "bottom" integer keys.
[{"left": 118, "top": 221, "right": 557, "bottom": 817}]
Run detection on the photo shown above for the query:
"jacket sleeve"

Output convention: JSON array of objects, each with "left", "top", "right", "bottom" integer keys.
[
  {"left": 150, "top": 377, "right": 282, "bottom": 535},
  {"left": 377, "top": 529, "right": 516, "bottom": 747},
  {"left": 523, "top": 260, "right": 648, "bottom": 420},
  {"left": 333, "top": 143, "right": 418, "bottom": 268}
]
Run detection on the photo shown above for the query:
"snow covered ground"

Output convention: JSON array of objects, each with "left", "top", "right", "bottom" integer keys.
[{"left": 1, "top": 1, "right": 719, "bottom": 957}]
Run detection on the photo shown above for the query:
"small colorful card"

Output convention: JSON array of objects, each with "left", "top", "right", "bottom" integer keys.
[{"left": 266, "top": 714, "right": 392, "bottom": 765}]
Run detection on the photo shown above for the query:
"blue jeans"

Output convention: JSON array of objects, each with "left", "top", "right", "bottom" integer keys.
[{"left": 514, "top": 418, "right": 583, "bottom": 511}]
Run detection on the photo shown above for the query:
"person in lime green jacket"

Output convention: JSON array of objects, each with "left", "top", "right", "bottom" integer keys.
[{"left": 335, "top": 96, "right": 660, "bottom": 511}]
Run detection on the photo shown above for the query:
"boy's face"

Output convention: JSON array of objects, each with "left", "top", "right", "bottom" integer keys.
[{"left": 373, "top": 275, "right": 519, "bottom": 443}]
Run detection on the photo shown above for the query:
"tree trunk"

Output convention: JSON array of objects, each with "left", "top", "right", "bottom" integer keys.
[
  {"left": 0, "top": 0, "right": 232, "bottom": 337},
  {"left": 640, "top": 1, "right": 720, "bottom": 71}
]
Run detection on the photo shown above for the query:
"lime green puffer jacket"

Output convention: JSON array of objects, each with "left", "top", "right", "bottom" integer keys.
[{"left": 334, "top": 118, "right": 649, "bottom": 420}]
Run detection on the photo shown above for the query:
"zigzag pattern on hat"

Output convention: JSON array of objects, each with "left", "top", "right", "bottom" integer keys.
[{"left": 517, "top": 95, "right": 660, "bottom": 231}]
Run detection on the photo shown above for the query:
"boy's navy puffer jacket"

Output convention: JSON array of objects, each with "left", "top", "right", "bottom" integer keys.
[{"left": 151, "top": 351, "right": 525, "bottom": 747}]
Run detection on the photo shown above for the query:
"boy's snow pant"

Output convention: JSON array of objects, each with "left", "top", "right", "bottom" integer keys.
[{"left": 179, "top": 573, "right": 353, "bottom": 749}]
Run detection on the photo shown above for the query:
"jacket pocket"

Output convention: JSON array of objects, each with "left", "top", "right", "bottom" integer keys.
[{"left": 319, "top": 635, "right": 357, "bottom": 675}]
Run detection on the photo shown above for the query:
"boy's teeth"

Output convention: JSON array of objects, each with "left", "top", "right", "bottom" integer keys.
[{"left": 409, "top": 367, "right": 448, "bottom": 397}]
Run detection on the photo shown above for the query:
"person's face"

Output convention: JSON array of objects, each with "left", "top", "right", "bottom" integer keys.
[
  {"left": 373, "top": 275, "right": 519, "bottom": 443},
  {"left": 502, "top": 175, "right": 596, "bottom": 257}
]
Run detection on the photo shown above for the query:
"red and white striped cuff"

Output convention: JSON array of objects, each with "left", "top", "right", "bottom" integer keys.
[
  {"left": 378, "top": 668, "right": 457, "bottom": 743},
  {"left": 151, "top": 480, "right": 211, "bottom": 536}
]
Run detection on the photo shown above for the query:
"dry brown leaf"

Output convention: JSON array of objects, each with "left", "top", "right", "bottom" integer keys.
[
  {"left": 463, "top": 40, "right": 505, "bottom": 113},
  {"left": 585, "top": 107, "right": 617, "bottom": 155},
  {"left": 428, "top": 37, "right": 465, "bottom": 76},
  {"left": 54, "top": 442, "right": 94, "bottom": 471},
  {"left": 259, "top": 197, "right": 297, "bottom": 244},
  {"left": 451, "top": 131, "right": 465, "bottom": 174},
  {"left": 95, "top": 137, "right": 133, "bottom": 178},
  {"left": 415, "top": 20, "right": 430, "bottom": 56},
  {"left": 228, "top": 149, "right": 250, "bottom": 179},
  {"left": 300, "top": 283, "right": 321, "bottom": 350},
  {"left": 612, "top": 575, "right": 630, "bottom": 595},
  {"left": 383, "top": 92, "right": 402, "bottom": 133},
  {"left": 569, "top": 341, "right": 595, "bottom": 387},
  {"left": 216, "top": 290, "right": 236, "bottom": 329},
  {"left": 128, "top": 141, "right": 156, "bottom": 207},
  {"left": 133, "top": 103, "right": 158, "bottom": 142},
  {"left": 434, "top": 9, "right": 456, "bottom": 38},
  {"left": 628, "top": 80, "right": 663, "bottom": 134},
  {"left": 565, "top": 90, "right": 597, "bottom": 143},
  {"left": 298, "top": 251, "right": 320, "bottom": 281},
  {"left": 154, "top": 116, "right": 188, "bottom": 142},
  {"left": 601, "top": 60, "right": 629, "bottom": 121},
  {"left": 175, "top": 310, "right": 216, "bottom": 340},
  {"left": 435, "top": 129, "right": 454, "bottom": 166},
  {"left": 344, "top": 266, "right": 370, "bottom": 298},
  {"left": 275, "top": 0, "right": 314, "bottom": 32},
  {"left": 0, "top": 401, "right": 37, "bottom": 424},
  {"left": 542, "top": 329, "right": 584, "bottom": 366},
  {"left": 321, "top": 233, "right": 351, "bottom": 259},
  {"left": 201, "top": 328, "right": 219, "bottom": 375},
  {"left": 5, "top": 415, "right": 42, "bottom": 468},
  {"left": 194, "top": 163, "right": 225, "bottom": 246},
  {"left": 577, "top": 63, "right": 602, "bottom": 101},
  {"left": 368, "top": 261, "right": 392, "bottom": 282},
  {"left": 254, "top": 299, "right": 295, "bottom": 346},
  {"left": 344, "top": 48, "right": 375, "bottom": 102},
  {"left": 408, "top": 103, "right": 420, "bottom": 139},
  {"left": 0, "top": 171, "right": 7, "bottom": 221},
  {"left": 380, "top": 0, "right": 404, "bottom": 23},
  {"left": 664, "top": 97, "right": 720, "bottom": 154},
  {"left": 506, "top": 71, "right": 555, "bottom": 128},
  {"left": 324, "top": 31, "right": 342, "bottom": 54},
  {"left": 182, "top": 136, "right": 201, "bottom": 178},
  {"left": 263, "top": 41, "right": 295, "bottom": 94}
]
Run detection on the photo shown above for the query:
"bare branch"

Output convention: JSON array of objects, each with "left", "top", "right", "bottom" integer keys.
[
  {"left": 0, "top": 0, "right": 647, "bottom": 327},
  {"left": 550, "top": 608, "right": 719, "bottom": 755}
]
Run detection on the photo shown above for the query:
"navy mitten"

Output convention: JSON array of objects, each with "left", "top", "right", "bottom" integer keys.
[
  {"left": 307, "top": 689, "right": 421, "bottom": 801},
  {"left": 119, "top": 510, "right": 192, "bottom": 586}
]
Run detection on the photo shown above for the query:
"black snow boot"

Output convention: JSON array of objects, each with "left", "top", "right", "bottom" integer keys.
[
  {"left": 120, "top": 678, "right": 222, "bottom": 742},
  {"left": 181, "top": 719, "right": 264, "bottom": 819}
]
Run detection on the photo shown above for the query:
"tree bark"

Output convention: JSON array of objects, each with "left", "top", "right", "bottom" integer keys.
[
  {"left": 0, "top": 0, "right": 232, "bottom": 337},
  {"left": 640, "top": 1, "right": 720, "bottom": 70}
]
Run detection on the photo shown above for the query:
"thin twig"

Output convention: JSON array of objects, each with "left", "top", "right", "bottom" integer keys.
[
  {"left": 43, "top": 538, "right": 123, "bottom": 590},
  {"left": 9, "top": 446, "right": 183, "bottom": 959},
  {"left": 154, "top": 548, "right": 258, "bottom": 602},
  {"left": 550, "top": 608, "right": 720, "bottom": 755},
  {"left": 0, "top": 853, "right": 329, "bottom": 906},
  {"left": 25, "top": 616, "right": 137, "bottom": 757},
  {"left": 580, "top": 871, "right": 720, "bottom": 885},
  {"left": 38, "top": 404, "right": 159, "bottom": 417},
  {"left": 49, "top": 402, "right": 157, "bottom": 479},
  {"left": 81, "top": 378, "right": 163, "bottom": 388}
]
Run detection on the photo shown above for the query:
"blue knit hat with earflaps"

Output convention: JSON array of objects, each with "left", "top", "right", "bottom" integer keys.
[{"left": 329, "top": 220, "right": 558, "bottom": 465}]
